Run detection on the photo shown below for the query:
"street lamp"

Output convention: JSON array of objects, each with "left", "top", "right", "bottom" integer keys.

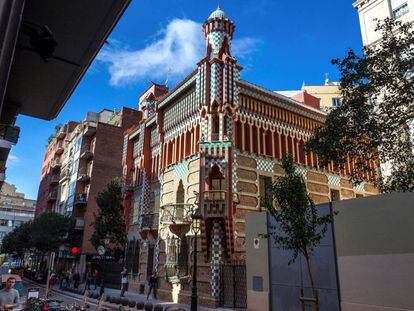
[{"left": 190, "top": 207, "right": 202, "bottom": 311}]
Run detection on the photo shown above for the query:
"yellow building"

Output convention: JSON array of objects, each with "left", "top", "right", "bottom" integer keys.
[{"left": 302, "top": 80, "right": 342, "bottom": 112}]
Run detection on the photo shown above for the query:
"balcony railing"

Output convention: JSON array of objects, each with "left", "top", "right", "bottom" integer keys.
[
  {"left": 0, "top": 124, "right": 19, "bottom": 145},
  {"left": 203, "top": 190, "right": 226, "bottom": 201},
  {"left": 141, "top": 213, "right": 159, "bottom": 230},
  {"left": 80, "top": 146, "right": 93, "bottom": 160},
  {"left": 160, "top": 204, "right": 193, "bottom": 225},
  {"left": 77, "top": 166, "right": 91, "bottom": 182},
  {"left": 50, "top": 174, "right": 60, "bottom": 185},
  {"left": 47, "top": 191, "right": 58, "bottom": 201},
  {"left": 51, "top": 159, "right": 61, "bottom": 170},
  {"left": 74, "top": 193, "right": 88, "bottom": 205},
  {"left": 55, "top": 141, "right": 64, "bottom": 154}
]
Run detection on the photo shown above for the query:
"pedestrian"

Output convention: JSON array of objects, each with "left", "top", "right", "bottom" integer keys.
[
  {"left": 120, "top": 267, "right": 128, "bottom": 297},
  {"left": 146, "top": 273, "right": 157, "bottom": 300},
  {"left": 66, "top": 270, "right": 72, "bottom": 288},
  {"left": 59, "top": 270, "right": 66, "bottom": 289},
  {"left": 93, "top": 269, "right": 99, "bottom": 290},
  {"left": 85, "top": 269, "right": 92, "bottom": 290},
  {"left": 73, "top": 271, "right": 80, "bottom": 289},
  {"left": 0, "top": 277, "right": 19, "bottom": 310}
]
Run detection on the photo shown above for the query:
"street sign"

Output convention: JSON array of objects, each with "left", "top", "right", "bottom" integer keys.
[
  {"left": 97, "top": 245, "right": 106, "bottom": 256},
  {"left": 27, "top": 287, "right": 40, "bottom": 299}
]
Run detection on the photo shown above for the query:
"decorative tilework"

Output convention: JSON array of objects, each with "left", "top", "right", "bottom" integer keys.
[
  {"left": 210, "top": 221, "right": 223, "bottom": 297},
  {"left": 232, "top": 152, "right": 238, "bottom": 193},
  {"left": 256, "top": 156, "right": 275, "bottom": 173},
  {"left": 327, "top": 173, "right": 341, "bottom": 187},
  {"left": 295, "top": 166, "right": 308, "bottom": 180},
  {"left": 154, "top": 237, "right": 160, "bottom": 273},
  {"left": 354, "top": 181, "right": 365, "bottom": 192}
]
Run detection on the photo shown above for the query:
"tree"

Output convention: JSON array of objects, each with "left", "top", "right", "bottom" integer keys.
[
  {"left": 91, "top": 178, "right": 127, "bottom": 259},
  {"left": 31, "top": 212, "right": 75, "bottom": 253},
  {"left": 262, "top": 155, "right": 334, "bottom": 292},
  {"left": 1, "top": 221, "right": 33, "bottom": 258},
  {"left": 305, "top": 18, "right": 414, "bottom": 192}
]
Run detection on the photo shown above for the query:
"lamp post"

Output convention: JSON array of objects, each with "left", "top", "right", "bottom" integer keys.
[{"left": 190, "top": 208, "right": 202, "bottom": 311}]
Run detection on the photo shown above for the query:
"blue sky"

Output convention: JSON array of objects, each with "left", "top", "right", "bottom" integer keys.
[{"left": 7, "top": 0, "right": 363, "bottom": 200}]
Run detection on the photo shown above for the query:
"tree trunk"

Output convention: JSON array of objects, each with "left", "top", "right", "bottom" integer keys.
[{"left": 303, "top": 248, "right": 315, "bottom": 292}]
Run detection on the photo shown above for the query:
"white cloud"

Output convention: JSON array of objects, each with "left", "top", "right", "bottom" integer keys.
[
  {"left": 7, "top": 154, "right": 19, "bottom": 167},
  {"left": 97, "top": 18, "right": 260, "bottom": 86}
]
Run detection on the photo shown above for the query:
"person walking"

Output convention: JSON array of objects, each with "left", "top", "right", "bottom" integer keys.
[
  {"left": 73, "top": 271, "right": 80, "bottom": 289},
  {"left": 93, "top": 269, "right": 99, "bottom": 290},
  {"left": 85, "top": 269, "right": 92, "bottom": 290},
  {"left": 0, "top": 277, "right": 19, "bottom": 309},
  {"left": 146, "top": 273, "right": 157, "bottom": 300},
  {"left": 120, "top": 267, "right": 128, "bottom": 297}
]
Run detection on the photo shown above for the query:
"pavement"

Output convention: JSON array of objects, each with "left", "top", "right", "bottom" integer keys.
[{"left": 22, "top": 278, "right": 231, "bottom": 311}]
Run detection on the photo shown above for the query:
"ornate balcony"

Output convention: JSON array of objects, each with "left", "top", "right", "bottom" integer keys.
[
  {"left": 77, "top": 166, "right": 91, "bottom": 182},
  {"left": 74, "top": 193, "right": 88, "bottom": 205},
  {"left": 60, "top": 166, "right": 71, "bottom": 182},
  {"left": 160, "top": 204, "right": 193, "bottom": 225},
  {"left": 203, "top": 190, "right": 226, "bottom": 201},
  {"left": 140, "top": 213, "right": 159, "bottom": 230},
  {"left": 203, "top": 190, "right": 227, "bottom": 218}
]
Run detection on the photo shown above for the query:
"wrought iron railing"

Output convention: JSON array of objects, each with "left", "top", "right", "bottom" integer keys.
[
  {"left": 48, "top": 191, "right": 57, "bottom": 200},
  {"left": 74, "top": 193, "right": 88, "bottom": 205},
  {"left": 160, "top": 203, "right": 193, "bottom": 224},
  {"left": 141, "top": 213, "right": 159, "bottom": 230},
  {"left": 203, "top": 190, "right": 226, "bottom": 201}
]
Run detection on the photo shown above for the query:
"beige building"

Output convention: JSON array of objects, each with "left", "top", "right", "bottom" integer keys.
[
  {"left": 0, "top": 182, "right": 36, "bottom": 247},
  {"left": 353, "top": 0, "right": 413, "bottom": 46},
  {"left": 276, "top": 79, "right": 342, "bottom": 112}
]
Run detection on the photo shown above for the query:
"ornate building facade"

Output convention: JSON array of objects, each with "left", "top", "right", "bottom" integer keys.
[{"left": 122, "top": 7, "right": 379, "bottom": 308}]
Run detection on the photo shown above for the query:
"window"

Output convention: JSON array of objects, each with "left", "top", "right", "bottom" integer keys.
[
  {"left": 393, "top": 3, "right": 409, "bottom": 19},
  {"left": 0, "top": 219, "right": 8, "bottom": 226},
  {"left": 259, "top": 176, "right": 273, "bottom": 207},
  {"left": 330, "top": 189, "right": 341, "bottom": 202},
  {"left": 332, "top": 98, "right": 342, "bottom": 107}
]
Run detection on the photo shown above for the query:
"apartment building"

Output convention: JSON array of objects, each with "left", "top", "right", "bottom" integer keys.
[
  {"left": 121, "top": 7, "right": 379, "bottom": 308},
  {"left": 36, "top": 122, "right": 78, "bottom": 216},
  {"left": 0, "top": 182, "right": 35, "bottom": 247},
  {"left": 37, "top": 108, "right": 140, "bottom": 273}
]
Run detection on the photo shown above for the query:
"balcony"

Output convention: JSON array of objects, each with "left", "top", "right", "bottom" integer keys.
[
  {"left": 83, "top": 123, "right": 96, "bottom": 137},
  {"left": 140, "top": 213, "right": 159, "bottom": 230},
  {"left": 74, "top": 193, "right": 88, "bottom": 205},
  {"left": 60, "top": 167, "right": 71, "bottom": 182},
  {"left": 47, "top": 191, "right": 58, "bottom": 202},
  {"left": 50, "top": 174, "right": 60, "bottom": 185},
  {"left": 55, "top": 141, "right": 64, "bottom": 155},
  {"left": 80, "top": 146, "right": 93, "bottom": 160},
  {"left": 51, "top": 159, "right": 61, "bottom": 170},
  {"left": 160, "top": 204, "right": 193, "bottom": 225},
  {"left": 203, "top": 190, "right": 227, "bottom": 218},
  {"left": 56, "top": 129, "right": 66, "bottom": 140},
  {"left": 75, "top": 217, "right": 85, "bottom": 230},
  {"left": 77, "top": 166, "right": 91, "bottom": 182},
  {"left": 0, "top": 124, "right": 19, "bottom": 148},
  {"left": 203, "top": 190, "right": 226, "bottom": 201}
]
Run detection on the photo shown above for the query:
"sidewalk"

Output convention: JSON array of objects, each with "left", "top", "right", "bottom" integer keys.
[{"left": 51, "top": 281, "right": 229, "bottom": 311}]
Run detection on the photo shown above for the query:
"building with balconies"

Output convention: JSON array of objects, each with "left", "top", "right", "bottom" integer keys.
[
  {"left": 41, "top": 108, "right": 140, "bottom": 275},
  {"left": 121, "top": 7, "right": 380, "bottom": 308}
]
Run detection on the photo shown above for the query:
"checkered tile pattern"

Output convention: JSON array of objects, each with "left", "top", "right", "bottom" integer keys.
[
  {"left": 154, "top": 237, "right": 160, "bottom": 273},
  {"left": 232, "top": 152, "right": 238, "bottom": 192},
  {"left": 208, "top": 31, "right": 227, "bottom": 55},
  {"left": 327, "top": 173, "right": 341, "bottom": 187},
  {"left": 163, "top": 89, "right": 197, "bottom": 131},
  {"left": 226, "top": 114, "right": 233, "bottom": 139},
  {"left": 354, "top": 181, "right": 365, "bottom": 192},
  {"left": 257, "top": 156, "right": 275, "bottom": 173},
  {"left": 210, "top": 221, "right": 224, "bottom": 297},
  {"left": 295, "top": 166, "right": 308, "bottom": 180}
]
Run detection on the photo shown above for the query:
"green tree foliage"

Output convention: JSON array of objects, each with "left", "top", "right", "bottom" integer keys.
[
  {"left": 1, "top": 213, "right": 75, "bottom": 256},
  {"left": 306, "top": 19, "right": 414, "bottom": 192},
  {"left": 262, "top": 155, "right": 334, "bottom": 290},
  {"left": 91, "top": 178, "right": 127, "bottom": 259}
]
